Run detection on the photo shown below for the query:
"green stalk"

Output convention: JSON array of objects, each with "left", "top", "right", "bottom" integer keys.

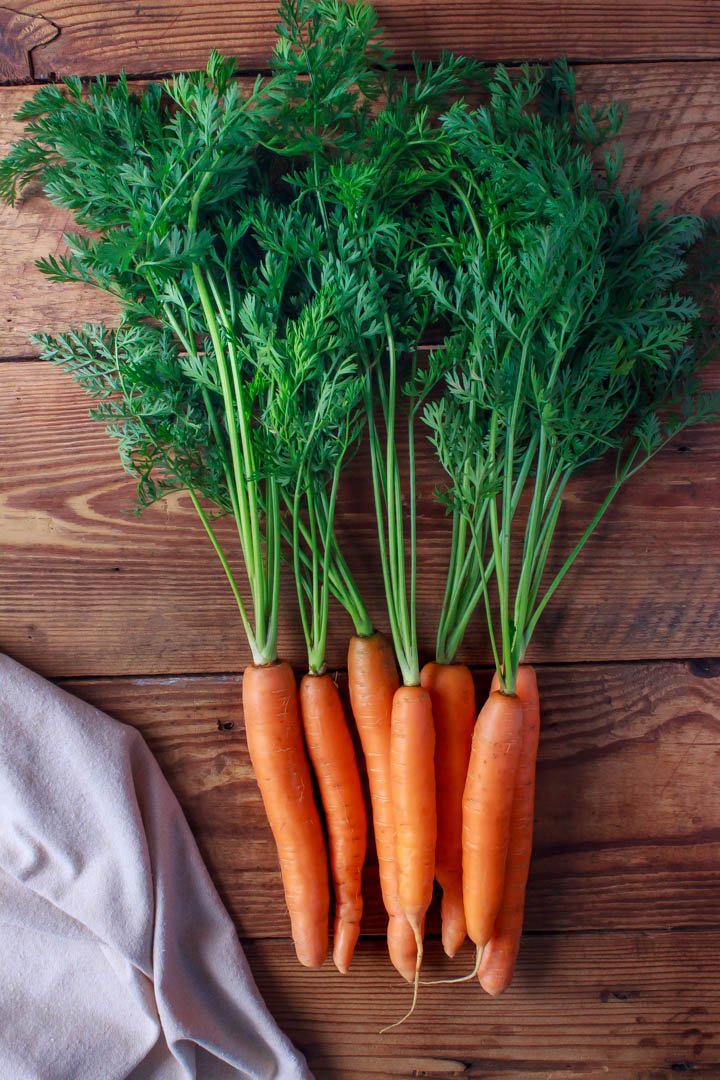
[
  {"left": 385, "top": 328, "right": 410, "bottom": 657},
  {"left": 486, "top": 412, "right": 510, "bottom": 690},
  {"left": 192, "top": 268, "right": 259, "bottom": 597},
  {"left": 366, "top": 313, "right": 419, "bottom": 687},
  {"left": 281, "top": 488, "right": 373, "bottom": 637},
  {"left": 306, "top": 481, "right": 321, "bottom": 662},
  {"left": 435, "top": 507, "right": 465, "bottom": 663},
  {"left": 159, "top": 292, "right": 254, "bottom": 570},
  {"left": 512, "top": 427, "right": 548, "bottom": 666},
  {"left": 407, "top": 396, "right": 419, "bottom": 680},
  {"left": 186, "top": 487, "right": 260, "bottom": 662},
  {"left": 523, "top": 479, "right": 623, "bottom": 645},
  {"left": 265, "top": 476, "right": 281, "bottom": 659},
  {"left": 208, "top": 275, "right": 268, "bottom": 645},
  {"left": 292, "top": 477, "right": 313, "bottom": 661},
  {"left": 310, "top": 459, "right": 344, "bottom": 673},
  {"left": 365, "top": 370, "right": 403, "bottom": 655},
  {"left": 316, "top": 489, "right": 374, "bottom": 638}
]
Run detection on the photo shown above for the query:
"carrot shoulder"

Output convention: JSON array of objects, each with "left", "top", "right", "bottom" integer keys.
[
  {"left": 243, "top": 661, "right": 329, "bottom": 968},
  {"left": 299, "top": 671, "right": 367, "bottom": 974},
  {"left": 347, "top": 632, "right": 418, "bottom": 982},
  {"left": 462, "top": 688, "right": 523, "bottom": 951},
  {"left": 479, "top": 665, "right": 541, "bottom": 994},
  {"left": 421, "top": 660, "right": 475, "bottom": 957}
]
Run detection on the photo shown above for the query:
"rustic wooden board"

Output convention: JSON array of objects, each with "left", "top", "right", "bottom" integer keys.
[
  {"left": 2, "top": 63, "right": 720, "bottom": 357},
  {"left": 1, "top": 1, "right": 719, "bottom": 81},
  {"left": 248, "top": 931, "right": 720, "bottom": 1078},
  {"left": 2, "top": 29, "right": 720, "bottom": 1079},
  {"left": 3, "top": 361, "right": 719, "bottom": 676},
  {"left": 57, "top": 661, "right": 720, "bottom": 939}
]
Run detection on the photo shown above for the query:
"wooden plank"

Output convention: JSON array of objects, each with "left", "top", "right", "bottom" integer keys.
[
  {"left": 58, "top": 661, "right": 720, "bottom": 938},
  {"left": 247, "top": 931, "right": 720, "bottom": 1078},
  {"left": 0, "top": 2, "right": 718, "bottom": 82},
  {"left": 2, "top": 360, "right": 719, "bottom": 675},
  {"left": 2, "top": 63, "right": 720, "bottom": 357}
]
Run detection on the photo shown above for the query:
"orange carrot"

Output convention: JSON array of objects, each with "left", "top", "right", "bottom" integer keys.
[
  {"left": 479, "top": 665, "right": 541, "bottom": 995},
  {"left": 299, "top": 671, "right": 367, "bottom": 974},
  {"left": 462, "top": 688, "right": 523, "bottom": 952},
  {"left": 347, "top": 632, "right": 418, "bottom": 982},
  {"left": 390, "top": 684, "right": 437, "bottom": 972},
  {"left": 243, "top": 661, "right": 329, "bottom": 968},
  {"left": 420, "top": 660, "right": 475, "bottom": 957}
]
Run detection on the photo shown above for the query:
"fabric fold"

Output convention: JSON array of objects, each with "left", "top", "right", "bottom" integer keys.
[{"left": 0, "top": 653, "right": 312, "bottom": 1080}]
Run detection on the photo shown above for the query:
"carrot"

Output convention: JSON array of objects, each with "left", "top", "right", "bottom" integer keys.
[
  {"left": 243, "top": 661, "right": 329, "bottom": 968},
  {"left": 299, "top": 671, "right": 367, "bottom": 973},
  {"left": 462, "top": 688, "right": 524, "bottom": 953},
  {"left": 347, "top": 632, "right": 418, "bottom": 982},
  {"left": 478, "top": 664, "right": 540, "bottom": 994},
  {"left": 390, "top": 684, "right": 437, "bottom": 970},
  {"left": 420, "top": 660, "right": 475, "bottom": 957}
]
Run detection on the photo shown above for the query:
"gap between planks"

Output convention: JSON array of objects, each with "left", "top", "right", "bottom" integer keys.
[
  {"left": 52, "top": 657, "right": 720, "bottom": 685},
  {"left": 2, "top": 54, "right": 720, "bottom": 91}
]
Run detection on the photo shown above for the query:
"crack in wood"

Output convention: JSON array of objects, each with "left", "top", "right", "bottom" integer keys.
[{"left": 0, "top": 6, "right": 59, "bottom": 83}]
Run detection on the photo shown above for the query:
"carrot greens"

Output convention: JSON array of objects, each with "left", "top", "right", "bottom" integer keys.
[{"left": 422, "top": 61, "right": 719, "bottom": 690}]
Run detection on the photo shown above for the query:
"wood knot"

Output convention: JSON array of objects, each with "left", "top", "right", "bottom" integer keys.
[
  {"left": 0, "top": 7, "right": 59, "bottom": 82},
  {"left": 688, "top": 658, "right": 720, "bottom": 679}
]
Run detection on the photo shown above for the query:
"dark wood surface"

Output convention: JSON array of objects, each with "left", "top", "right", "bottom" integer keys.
[
  {"left": 247, "top": 932, "right": 720, "bottom": 1078},
  {"left": 1, "top": 6, "right": 720, "bottom": 1077}
]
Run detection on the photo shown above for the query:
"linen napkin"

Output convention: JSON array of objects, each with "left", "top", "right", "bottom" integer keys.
[{"left": 0, "top": 652, "right": 313, "bottom": 1080}]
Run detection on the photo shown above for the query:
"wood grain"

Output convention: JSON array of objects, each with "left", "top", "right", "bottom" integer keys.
[
  {"left": 248, "top": 931, "right": 720, "bottom": 1078},
  {"left": 2, "top": 360, "right": 718, "bottom": 676},
  {"left": 0, "top": 1, "right": 718, "bottom": 81},
  {"left": 57, "top": 661, "right": 720, "bottom": 939},
  {"left": 2, "top": 64, "right": 720, "bottom": 357},
  {"left": 1, "top": 31, "right": 719, "bottom": 1079}
]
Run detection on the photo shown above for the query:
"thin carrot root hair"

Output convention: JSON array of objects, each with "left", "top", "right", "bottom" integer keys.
[
  {"left": 420, "top": 943, "right": 483, "bottom": 986},
  {"left": 379, "top": 914, "right": 424, "bottom": 1034}
]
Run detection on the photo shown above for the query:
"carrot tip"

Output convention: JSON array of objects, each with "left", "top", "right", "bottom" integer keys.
[
  {"left": 332, "top": 919, "right": 360, "bottom": 975},
  {"left": 441, "top": 925, "right": 466, "bottom": 959},
  {"left": 294, "top": 941, "right": 327, "bottom": 968},
  {"left": 387, "top": 916, "right": 418, "bottom": 983}
]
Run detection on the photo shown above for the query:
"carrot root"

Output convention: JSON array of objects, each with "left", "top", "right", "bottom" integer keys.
[
  {"left": 421, "top": 660, "right": 475, "bottom": 959},
  {"left": 462, "top": 688, "right": 524, "bottom": 951},
  {"left": 421, "top": 943, "right": 484, "bottom": 986},
  {"left": 299, "top": 671, "right": 366, "bottom": 974},
  {"left": 478, "top": 665, "right": 541, "bottom": 995},
  {"left": 390, "top": 685, "right": 436, "bottom": 942},
  {"left": 243, "top": 661, "right": 329, "bottom": 968},
  {"left": 348, "top": 633, "right": 420, "bottom": 980}
]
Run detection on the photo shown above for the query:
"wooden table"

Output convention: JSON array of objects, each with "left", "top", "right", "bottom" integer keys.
[{"left": 2, "top": 5, "right": 720, "bottom": 1077}]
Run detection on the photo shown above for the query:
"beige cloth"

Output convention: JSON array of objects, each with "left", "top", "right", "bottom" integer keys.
[{"left": 0, "top": 653, "right": 312, "bottom": 1080}]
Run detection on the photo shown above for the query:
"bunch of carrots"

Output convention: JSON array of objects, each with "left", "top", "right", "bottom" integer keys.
[{"left": 2, "top": 0, "right": 717, "bottom": 1019}]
